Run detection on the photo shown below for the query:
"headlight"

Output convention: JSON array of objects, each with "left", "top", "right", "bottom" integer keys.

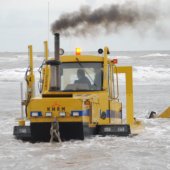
[
  {"left": 25, "top": 120, "right": 30, "bottom": 126},
  {"left": 59, "top": 112, "right": 66, "bottom": 117},
  {"left": 72, "top": 111, "right": 79, "bottom": 117},
  {"left": 31, "top": 112, "right": 42, "bottom": 117},
  {"left": 45, "top": 112, "right": 52, "bottom": 117}
]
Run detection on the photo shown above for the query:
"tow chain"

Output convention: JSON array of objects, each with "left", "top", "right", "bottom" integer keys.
[{"left": 50, "top": 118, "right": 62, "bottom": 143}]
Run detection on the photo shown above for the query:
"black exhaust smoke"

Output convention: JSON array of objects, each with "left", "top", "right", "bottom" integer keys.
[{"left": 51, "top": 1, "right": 160, "bottom": 36}]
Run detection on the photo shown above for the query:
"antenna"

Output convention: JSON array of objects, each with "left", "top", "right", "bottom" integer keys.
[{"left": 48, "top": 1, "right": 50, "bottom": 43}]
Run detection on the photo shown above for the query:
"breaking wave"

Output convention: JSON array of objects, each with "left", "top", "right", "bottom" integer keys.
[
  {"left": 0, "top": 66, "right": 169, "bottom": 85},
  {"left": 133, "top": 66, "right": 170, "bottom": 85},
  {"left": 0, "top": 68, "right": 39, "bottom": 82},
  {"left": 0, "top": 54, "right": 43, "bottom": 63},
  {"left": 115, "top": 66, "right": 170, "bottom": 85},
  {"left": 140, "top": 53, "right": 170, "bottom": 58},
  {"left": 109, "top": 55, "right": 130, "bottom": 59}
]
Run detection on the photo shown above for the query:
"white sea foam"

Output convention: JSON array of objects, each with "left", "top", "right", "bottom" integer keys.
[
  {"left": 15, "top": 55, "right": 43, "bottom": 61},
  {"left": 14, "top": 55, "right": 28, "bottom": 59},
  {"left": 1, "top": 115, "right": 170, "bottom": 170},
  {"left": 133, "top": 66, "right": 170, "bottom": 84},
  {"left": 0, "top": 54, "right": 43, "bottom": 64},
  {"left": 140, "top": 53, "right": 170, "bottom": 58},
  {"left": 117, "top": 66, "right": 170, "bottom": 85},
  {"left": 109, "top": 55, "right": 130, "bottom": 59},
  {"left": 0, "top": 68, "right": 39, "bottom": 82}
]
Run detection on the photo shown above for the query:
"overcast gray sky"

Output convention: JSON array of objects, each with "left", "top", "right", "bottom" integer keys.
[{"left": 0, "top": 0, "right": 170, "bottom": 52}]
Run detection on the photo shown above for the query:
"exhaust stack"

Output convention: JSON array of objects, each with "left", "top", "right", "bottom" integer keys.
[
  {"left": 54, "top": 33, "right": 60, "bottom": 61},
  {"left": 54, "top": 33, "right": 60, "bottom": 90}
]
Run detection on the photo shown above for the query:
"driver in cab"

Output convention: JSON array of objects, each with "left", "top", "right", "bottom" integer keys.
[{"left": 74, "top": 69, "right": 91, "bottom": 89}]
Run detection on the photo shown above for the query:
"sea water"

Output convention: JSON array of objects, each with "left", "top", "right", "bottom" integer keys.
[{"left": 0, "top": 51, "right": 170, "bottom": 170}]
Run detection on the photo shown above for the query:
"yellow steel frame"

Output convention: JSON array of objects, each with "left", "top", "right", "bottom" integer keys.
[
  {"left": 103, "top": 47, "right": 109, "bottom": 90},
  {"left": 42, "top": 41, "right": 50, "bottom": 92},
  {"left": 114, "top": 66, "right": 134, "bottom": 125},
  {"left": 158, "top": 107, "right": 170, "bottom": 118},
  {"left": 44, "top": 41, "right": 49, "bottom": 61},
  {"left": 60, "top": 55, "right": 103, "bottom": 62},
  {"left": 27, "top": 45, "right": 35, "bottom": 98}
]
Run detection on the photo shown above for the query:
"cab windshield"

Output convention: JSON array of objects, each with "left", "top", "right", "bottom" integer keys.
[{"left": 50, "top": 62, "right": 103, "bottom": 91}]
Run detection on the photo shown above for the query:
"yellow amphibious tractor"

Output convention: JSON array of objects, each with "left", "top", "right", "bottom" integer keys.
[{"left": 13, "top": 33, "right": 142, "bottom": 142}]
